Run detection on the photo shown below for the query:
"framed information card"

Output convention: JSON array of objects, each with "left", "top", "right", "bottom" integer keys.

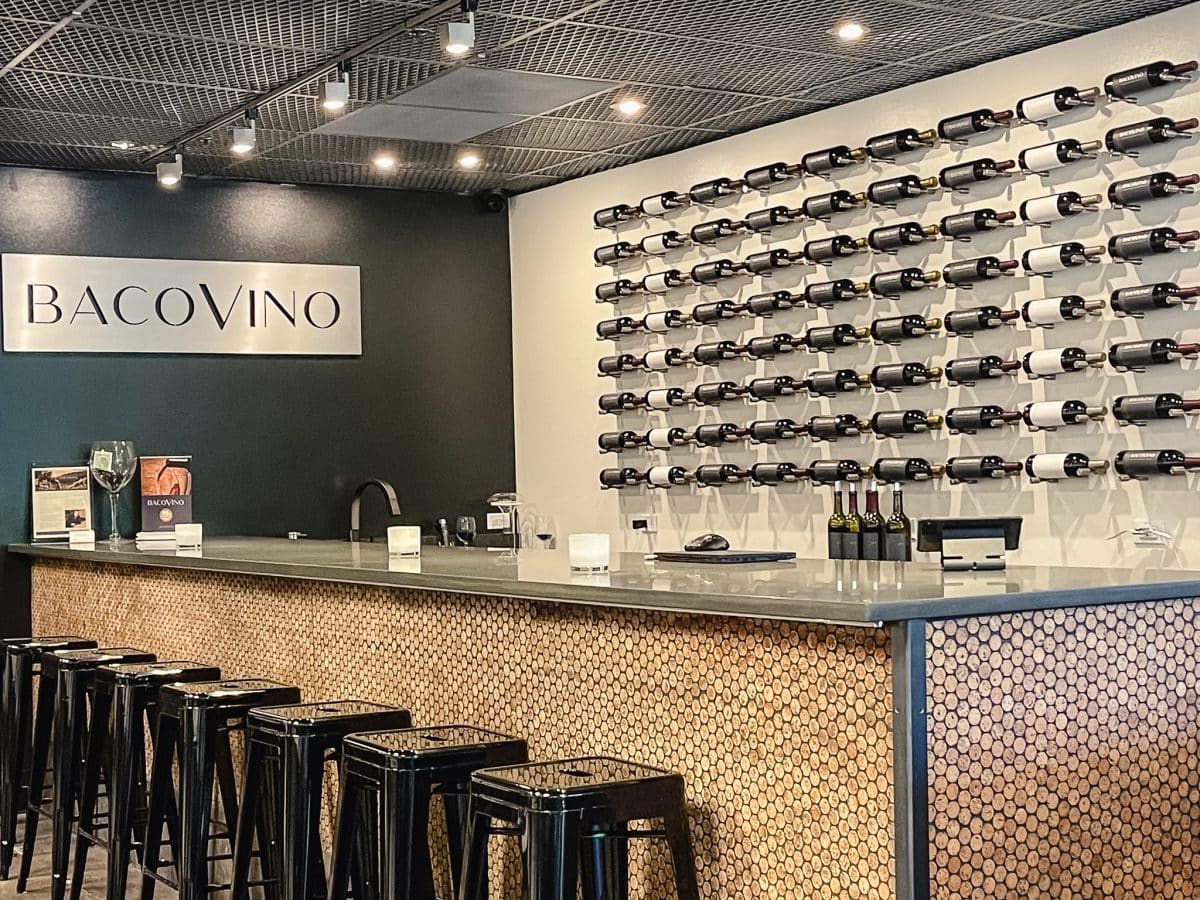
[{"left": 31, "top": 466, "right": 92, "bottom": 541}]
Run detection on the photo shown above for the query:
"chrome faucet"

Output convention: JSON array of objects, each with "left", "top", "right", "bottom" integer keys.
[{"left": 349, "top": 479, "right": 402, "bottom": 542}]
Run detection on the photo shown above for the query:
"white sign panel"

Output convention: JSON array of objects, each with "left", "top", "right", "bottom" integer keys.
[{"left": 2, "top": 254, "right": 362, "bottom": 355}]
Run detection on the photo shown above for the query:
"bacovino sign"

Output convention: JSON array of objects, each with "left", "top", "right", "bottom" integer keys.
[{"left": 1, "top": 254, "right": 361, "bottom": 355}]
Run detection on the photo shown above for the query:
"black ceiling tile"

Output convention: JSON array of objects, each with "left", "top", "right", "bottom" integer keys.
[
  {"left": 213, "top": 154, "right": 508, "bottom": 193},
  {"left": 600, "top": 127, "right": 722, "bottom": 160},
  {"left": 0, "top": 106, "right": 183, "bottom": 149},
  {"left": 910, "top": 20, "right": 1088, "bottom": 74},
  {"left": 341, "top": 55, "right": 450, "bottom": 104},
  {"left": 0, "top": 140, "right": 153, "bottom": 173},
  {"left": 0, "top": 19, "right": 50, "bottom": 59},
  {"left": 500, "top": 172, "right": 559, "bottom": 192},
  {"left": 1042, "top": 0, "right": 1195, "bottom": 30},
  {"left": 542, "top": 84, "right": 767, "bottom": 128},
  {"left": 2, "top": 1, "right": 78, "bottom": 20},
  {"left": 688, "top": 98, "right": 824, "bottom": 133},
  {"left": 525, "top": 151, "right": 634, "bottom": 179},
  {"left": 474, "top": 115, "right": 674, "bottom": 153}
]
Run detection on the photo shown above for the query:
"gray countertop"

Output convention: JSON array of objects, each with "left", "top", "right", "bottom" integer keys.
[{"left": 10, "top": 537, "right": 1200, "bottom": 627}]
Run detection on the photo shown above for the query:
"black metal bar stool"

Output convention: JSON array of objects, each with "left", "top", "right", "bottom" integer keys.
[
  {"left": 69, "top": 660, "right": 222, "bottom": 900},
  {"left": 229, "top": 700, "right": 412, "bottom": 900},
  {"left": 0, "top": 636, "right": 95, "bottom": 880},
  {"left": 328, "top": 725, "right": 528, "bottom": 900},
  {"left": 18, "top": 646, "right": 156, "bottom": 900},
  {"left": 459, "top": 756, "right": 701, "bottom": 900},
  {"left": 139, "top": 678, "right": 301, "bottom": 900}
]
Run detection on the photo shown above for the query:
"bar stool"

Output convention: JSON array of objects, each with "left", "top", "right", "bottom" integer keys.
[
  {"left": 229, "top": 700, "right": 412, "bottom": 900},
  {"left": 140, "top": 678, "right": 301, "bottom": 900},
  {"left": 328, "top": 725, "right": 528, "bottom": 900},
  {"left": 459, "top": 756, "right": 701, "bottom": 900},
  {"left": 0, "top": 636, "right": 96, "bottom": 881},
  {"left": 18, "top": 646, "right": 156, "bottom": 900},
  {"left": 69, "top": 660, "right": 222, "bottom": 900}
]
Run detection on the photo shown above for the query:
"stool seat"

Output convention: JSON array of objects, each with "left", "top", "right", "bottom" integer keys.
[
  {"left": 249, "top": 699, "right": 404, "bottom": 735},
  {"left": 99, "top": 660, "right": 221, "bottom": 685},
  {"left": 347, "top": 724, "right": 527, "bottom": 769},
  {"left": 474, "top": 756, "right": 682, "bottom": 816},
  {"left": 158, "top": 678, "right": 299, "bottom": 715}
]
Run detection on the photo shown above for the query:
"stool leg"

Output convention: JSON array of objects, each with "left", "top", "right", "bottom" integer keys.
[
  {"left": 579, "top": 829, "right": 629, "bottom": 900},
  {"left": 229, "top": 736, "right": 267, "bottom": 900},
  {"left": 138, "top": 712, "right": 179, "bottom": 900},
  {"left": 523, "top": 811, "right": 582, "bottom": 900},
  {"left": 442, "top": 787, "right": 469, "bottom": 897},
  {"left": 176, "top": 712, "right": 218, "bottom": 900},
  {"left": 351, "top": 786, "right": 380, "bottom": 900},
  {"left": 17, "top": 674, "right": 56, "bottom": 893},
  {"left": 327, "top": 765, "right": 361, "bottom": 900},
  {"left": 1, "top": 655, "right": 33, "bottom": 879},
  {"left": 279, "top": 735, "right": 325, "bottom": 900},
  {"left": 380, "top": 768, "right": 435, "bottom": 900},
  {"left": 68, "top": 686, "right": 111, "bottom": 900},
  {"left": 456, "top": 804, "right": 492, "bottom": 900},
  {"left": 662, "top": 797, "right": 700, "bottom": 900},
  {"left": 105, "top": 686, "right": 143, "bottom": 900},
  {"left": 51, "top": 672, "right": 88, "bottom": 900}
]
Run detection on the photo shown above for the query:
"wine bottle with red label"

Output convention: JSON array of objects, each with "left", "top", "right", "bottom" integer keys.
[{"left": 1024, "top": 453, "right": 1109, "bottom": 483}]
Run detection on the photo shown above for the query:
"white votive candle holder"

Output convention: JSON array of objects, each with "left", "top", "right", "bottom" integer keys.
[
  {"left": 569, "top": 533, "right": 610, "bottom": 572},
  {"left": 175, "top": 523, "right": 203, "bottom": 549},
  {"left": 387, "top": 525, "right": 422, "bottom": 558},
  {"left": 68, "top": 529, "right": 96, "bottom": 547}
]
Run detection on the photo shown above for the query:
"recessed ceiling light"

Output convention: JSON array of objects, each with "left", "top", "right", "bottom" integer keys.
[
  {"left": 109, "top": 139, "right": 135, "bottom": 151},
  {"left": 372, "top": 152, "right": 397, "bottom": 171},
  {"left": 458, "top": 151, "right": 482, "bottom": 170},
  {"left": 832, "top": 19, "right": 868, "bottom": 42},
  {"left": 156, "top": 153, "right": 183, "bottom": 188},
  {"left": 613, "top": 97, "right": 645, "bottom": 117}
]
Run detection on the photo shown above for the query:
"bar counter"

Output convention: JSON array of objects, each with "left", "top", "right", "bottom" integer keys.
[{"left": 9, "top": 539, "right": 1200, "bottom": 898}]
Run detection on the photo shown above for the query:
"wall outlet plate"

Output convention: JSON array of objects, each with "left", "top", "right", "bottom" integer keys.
[
  {"left": 628, "top": 514, "right": 658, "bottom": 534},
  {"left": 486, "top": 511, "right": 510, "bottom": 531}
]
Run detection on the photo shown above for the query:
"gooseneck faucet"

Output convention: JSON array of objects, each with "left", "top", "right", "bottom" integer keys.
[{"left": 349, "top": 479, "right": 402, "bottom": 542}]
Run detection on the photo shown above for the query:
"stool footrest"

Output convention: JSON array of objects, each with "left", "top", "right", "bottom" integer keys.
[{"left": 587, "top": 828, "right": 666, "bottom": 840}]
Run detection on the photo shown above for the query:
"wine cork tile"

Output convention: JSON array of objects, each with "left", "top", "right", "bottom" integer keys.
[
  {"left": 31, "top": 559, "right": 895, "bottom": 899},
  {"left": 926, "top": 600, "right": 1200, "bottom": 899}
]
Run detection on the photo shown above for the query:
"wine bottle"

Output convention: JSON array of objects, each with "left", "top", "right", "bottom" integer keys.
[
  {"left": 646, "top": 465, "right": 691, "bottom": 488},
  {"left": 1108, "top": 172, "right": 1199, "bottom": 208},
  {"left": 1111, "top": 283, "right": 1200, "bottom": 317},
  {"left": 691, "top": 300, "right": 743, "bottom": 324},
  {"left": 743, "top": 161, "right": 804, "bottom": 191},
  {"left": 643, "top": 309, "right": 688, "bottom": 332},
  {"left": 594, "top": 242, "right": 637, "bottom": 266},
  {"left": 597, "top": 353, "right": 638, "bottom": 376},
  {"left": 598, "top": 430, "right": 642, "bottom": 453},
  {"left": 844, "top": 484, "right": 863, "bottom": 560},
  {"left": 868, "top": 222, "right": 940, "bottom": 252},
  {"left": 938, "top": 158, "right": 1016, "bottom": 189},
  {"left": 805, "top": 413, "right": 863, "bottom": 442},
  {"left": 1106, "top": 118, "right": 1198, "bottom": 154},
  {"left": 639, "top": 231, "right": 689, "bottom": 256},
  {"left": 691, "top": 340, "right": 742, "bottom": 365},
  {"left": 937, "top": 108, "right": 1014, "bottom": 141},
  {"left": 748, "top": 418, "right": 802, "bottom": 443},
  {"left": 945, "top": 456, "right": 1022, "bottom": 484},
  {"left": 1024, "top": 453, "right": 1109, "bottom": 483},
  {"left": 1018, "top": 139, "right": 1102, "bottom": 174},
  {"left": 693, "top": 381, "right": 743, "bottom": 405},
  {"left": 689, "top": 218, "right": 745, "bottom": 245},
  {"left": 939, "top": 208, "right": 1017, "bottom": 239},
  {"left": 1108, "top": 338, "right": 1200, "bottom": 372},
  {"left": 645, "top": 426, "right": 689, "bottom": 449},
  {"left": 1112, "top": 393, "right": 1200, "bottom": 426},
  {"left": 745, "top": 248, "right": 805, "bottom": 275},
  {"left": 802, "top": 145, "right": 867, "bottom": 176},
  {"left": 944, "top": 356, "right": 1021, "bottom": 385},
  {"left": 945, "top": 405, "right": 1021, "bottom": 435},
  {"left": 872, "top": 459, "right": 944, "bottom": 484},
  {"left": 869, "top": 362, "right": 942, "bottom": 392},
  {"left": 805, "top": 323, "right": 870, "bottom": 352},
  {"left": 596, "top": 315, "right": 639, "bottom": 339},
  {"left": 1019, "top": 191, "right": 1102, "bottom": 225},
  {"left": 745, "top": 334, "right": 799, "bottom": 359},
  {"left": 802, "top": 190, "right": 867, "bottom": 220},
  {"left": 691, "top": 259, "right": 746, "bottom": 284},
  {"left": 828, "top": 481, "right": 848, "bottom": 559},
  {"left": 868, "top": 410, "right": 943, "bottom": 438},
  {"left": 1114, "top": 449, "right": 1200, "bottom": 480},
  {"left": 865, "top": 128, "right": 938, "bottom": 160},
  {"left": 1016, "top": 85, "right": 1101, "bottom": 123},
  {"left": 595, "top": 279, "right": 639, "bottom": 303},
  {"left": 1021, "top": 242, "right": 1104, "bottom": 275},
  {"left": 805, "top": 369, "right": 870, "bottom": 396},
  {"left": 1104, "top": 60, "right": 1198, "bottom": 100},
  {"left": 1021, "top": 400, "right": 1107, "bottom": 430},
  {"left": 810, "top": 460, "right": 863, "bottom": 484},
  {"left": 751, "top": 462, "right": 805, "bottom": 485},
  {"left": 641, "top": 348, "right": 686, "bottom": 371},
  {"left": 1022, "top": 347, "right": 1105, "bottom": 378},
  {"left": 594, "top": 204, "right": 639, "bottom": 228},
  {"left": 1108, "top": 228, "right": 1200, "bottom": 260},
  {"left": 869, "top": 268, "right": 940, "bottom": 298},
  {"left": 598, "top": 391, "right": 641, "bottom": 413},
  {"left": 803, "top": 234, "right": 867, "bottom": 263},
  {"left": 599, "top": 467, "right": 642, "bottom": 488},
  {"left": 884, "top": 484, "right": 912, "bottom": 562},
  {"left": 944, "top": 306, "right": 1020, "bottom": 335},
  {"left": 694, "top": 464, "right": 750, "bottom": 486},
  {"left": 1021, "top": 295, "right": 1106, "bottom": 327},
  {"left": 688, "top": 177, "right": 745, "bottom": 204},
  {"left": 805, "top": 279, "right": 870, "bottom": 308},
  {"left": 643, "top": 387, "right": 687, "bottom": 410},
  {"left": 855, "top": 482, "right": 884, "bottom": 561},
  {"left": 639, "top": 191, "right": 688, "bottom": 216},
  {"left": 692, "top": 422, "right": 743, "bottom": 446},
  {"left": 867, "top": 175, "right": 940, "bottom": 205},
  {"left": 870, "top": 314, "right": 942, "bottom": 345},
  {"left": 641, "top": 270, "right": 688, "bottom": 294},
  {"left": 942, "top": 256, "right": 1019, "bottom": 286},
  {"left": 745, "top": 205, "right": 804, "bottom": 233},
  {"left": 745, "top": 290, "right": 800, "bottom": 317}
]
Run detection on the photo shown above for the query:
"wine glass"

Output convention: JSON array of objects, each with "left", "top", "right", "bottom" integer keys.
[
  {"left": 89, "top": 441, "right": 137, "bottom": 547},
  {"left": 533, "top": 514, "right": 556, "bottom": 549},
  {"left": 455, "top": 516, "right": 477, "bottom": 547},
  {"left": 487, "top": 491, "right": 524, "bottom": 558}
]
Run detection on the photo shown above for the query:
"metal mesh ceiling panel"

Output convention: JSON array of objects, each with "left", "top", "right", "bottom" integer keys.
[{"left": 0, "top": 0, "right": 1193, "bottom": 194}]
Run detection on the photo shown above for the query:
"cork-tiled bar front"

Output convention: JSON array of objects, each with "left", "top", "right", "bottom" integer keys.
[{"left": 9, "top": 539, "right": 1200, "bottom": 899}]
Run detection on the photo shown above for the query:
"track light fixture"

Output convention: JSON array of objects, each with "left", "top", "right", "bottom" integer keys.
[
  {"left": 458, "top": 150, "right": 482, "bottom": 169},
  {"left": 156, "top": 153, "right": 183, "bottom": 188},
  {"left": 320, "top": 61, "right": 352, "bottom": 112},
  {"left": 230, "top": 109, "right": 258, "bottom": 155},
  {"left": 441, "top": 0, "right": 479, "bottom": 57}
]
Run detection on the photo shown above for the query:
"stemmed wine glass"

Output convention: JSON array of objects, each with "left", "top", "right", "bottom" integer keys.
[
  {"left": 89, "top": 441, "right": 137, "bottom": 548},
  {"left": 533, "top": 514, "right": 556, "bottom": 549},
  {"left": 455, "top": 516, "right": 477, "bottom": 547}
]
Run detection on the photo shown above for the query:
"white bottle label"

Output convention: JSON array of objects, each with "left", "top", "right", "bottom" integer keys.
[
  {"left": 645, "top": 390, "right": 673, "bottom": 410},
  {"left": 1023, "top": 195, "right": 1066, "bottom": 223},
  {"left": 1027, "top": 402, "right": 1066, "bottom": 427},
  {"left": 1022, "top": 143, "right": 1067, "bottom": 172},
  {"left": 1024, "top": 297, "right": 1066, "bottom": 325},
  {"left": 1030, "top": 453, "right": 1069, "bottom": 480},
  {"left": 1026, "top": 350, "right": 1065, "bottom": 375},
  {"left": 644, "top": 312, "right": 671, "bottom": 332},
  {"left": 644, "top": 273, "right": 674, "bottom": 294},
  {"left": 1025, "top": 246, "right": 1067, "bottom": 273},
  {"left": 642, "top": 195, "right": 670, "bottom": 216},
  {"left": 643, "top": 350, "right": 671, "bottom": 370},
  {"left": 646, "top": 427, "right": 674, "bottom": 449},
  {"left": 647, "top": 466, "right": 674, "bottom": 487},
  {"left": 642, "top": 234, "right": 671, "bottom": 255},
  {"left": 1021, "top": 91, "right": 1067, "bottom": 122}
]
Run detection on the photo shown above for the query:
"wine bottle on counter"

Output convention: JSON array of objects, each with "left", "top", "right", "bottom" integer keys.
[
  {"left": 1021, "top": 295, "right": 1106, "bottom": 327},
  {"left": 641, "top": 270, "right": 687, "bottom": 294},
  {"left": 870, "top": 314, "right": 942, "bottom": 345},
  {"left": 1114, "top": 450, "right": 1200, "bottom": 480},
  {"left": 867, "top": 175, "right": 940, "bottom": 206},
  {"left": 692, "top": 381, "right": 743, "bottom": 406},
  {"left": 594, "top": 241, "right": 638, "bottom": 266},
  {"left": 1021, "top": 400, "right": 1107, "bottom": 431},
  {"left": 748, "top": 418, "right": 802, "bottom": 443},
  {"left": 1113, "top": 393, "right": 1200, "bottom": 426},
  {"left": 745, "top": 248, "right": 806, "bottom": 276},
  {"left": 645, "top": 427, "right": 690, "bottom": 449},
  {"left": 859, "top": 482, "right": 885, "bottom": 561},
  {"left": 1108, "top": 172, "right": 1199, "bottom": 208},
  {"left": 942, "top": 256, "right": 1019, "bottom": 287},
  {"left": 844, "top": 484, "right": 864, "bottom": 558},
  {"left": 946, "top": 456, "right": 1022, "bottom": 484},
  {"left": 802, "top": 189, "right": 867, "bottom": 220},
  {"left": 1016, "top": 85, "right": 1101, "bottom": 124},
  {"left": 945, "top": 405, "right": 1022, "bottom": 435},
  {"left": 867, "top": 222, "right": 940, "bottom": 253},
  {"left": 594, "top": 203, "right": 640, "bottom": 229},
  {"left": 869, "top": 362, "right": 943, "bottom": 392},
  {"left": 1108, "top": 228, "right": 1199, "bottom": 261},
  {"left": 643, "top": 309, "right": 690, "bottom": 333},
  {"left": 1104, "top": 60, "right": 1198, "bottom": 100},
  {"left": 645, "top": 465, "right": 692, "bottom": 488},
  {"left": 1108, "top": 338, "right": 1200, "bottom": 372},
  {"left": 1022, "top": 347, "right": 1106, "bottom": 379},
  {"left": 641, "top": 348, "right": 687, "bottom": 371},
  {"left": 804, "top": 323, "right": 870, "bottom": 353},
  {"left": 691, "top": 340, "right": 742, "bottom": 365},
  {"left": 937, "top": 108, "right": 1014, "bottom": 142},
  {"left": 1021, "top": 242, "right": 1104, "bottom": 275},
  {"left": 827, "top": 482, "right": 848, "bottom": 559},
  {"left": 599, "top": 467, "right": 643, "bottom": 489},
  {"left": 595, "top": 279, "right": 640, "bottom": 303},
  {"left": 688, "top": 177, "right": 746, "bottom": 205},
  {"left": 802, "top": 145, "right": 867, "bottom": 176},
  {"left": 1106, "top": 118, "right": 1198, "bottom": 155},
  {"left": 1024, "top": 453, "right": 1110, "bottom": 483},
  {"left": 694, "top": 464, "right": 751, "bottom": 486},
  {"left": 596, "top": 315, "right": 640, "bottom": 339},
  {"left": 639, "top": 191, "right": 689, "bottom": 217},
  {"left": 811, "top": 460, "right": 864, "bottom": 484},
  {"left": 805, "top": 369, "right": 871, "bottom": 397},
  {"left": 865, "top": 127, "right": 938, "bottom": 161},
  {"left": 939, "top": 208, "right": 1017, "bottom": 240},
  {"left": 597, "top": 353, "right": 639, "bottom": 376},
  {"left": 744, "top": 334, "right": 799, "bottom": 360},
  {"left": 1111, "top": 283, "right": 1200, "bottom": 317},
  {"left": 751, "top": 462, "right": 806, "bottom": 486},
  {"left": 745, "top": 290, "right": 801, "bottom": 317},
  {"left": 884, "top": 484, "right": 912, "bottom": 562},
  {"left": 690, "top": 299, "right": 744, "bottom": 325},
  {"left": 871, "top": 459, "right": 945, "bottom": 483},
  {"left": 598, "top": 391, "right": 642, "bottom": 414},
  {"left": 803, "top": 234, "right": 868, "bottom": 263},
  {"left": 689, "top": 218, "right": 746, "bottom": 245},
  {"left": 744, "top": 205, "right": 804, "bottom": 234},
  {"left": 944, "top": 306, "right": 1021, "bottom": 336},
  {"left": 944, "top": 356, "right": 1021, "bottom": 386},
  {"left": 643, "top": 388, "right": 688, "bottom": 411},
  {"left": 743, "top": 161, "right": 805, "bottom": 191},
  {"left": 806, "top": 279, "right": 870, "bottom": 308},
  {"left": 867, "top": 410, "right": 943, "bottom": 438},
  {"left": 691, "top": 422, "right": 744, "bottom": 446},
  {"left": 805, "top": 413, "right": 864, "bottom": 442},
  {"left": 938, "top": 158, "right": 1016, "bottom": 190},
  {"left": 869, "top": 268, "right": 941, "bottom": 299},
  {"left": 1018, "top": 138, "right": 1102, "bottom": 175},
  {"left": 598, "top": 430, "right": 643, "bottom": 453},
  {"left": 691, "top": 259, "right": 748, "bottom": 285},
  {"left": 1019, "top": 191, "right": 1102, "bottom": 226}
]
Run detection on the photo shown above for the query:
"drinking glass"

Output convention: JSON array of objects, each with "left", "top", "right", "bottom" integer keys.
[
  {"left": 487, "top": 491, "right": 524, "bottom": 558},
  {"left": 89, "top": 441, "right": 137, "bottom": 547},
  {"left": 533, "top": 514, "right": 556, "bottom": 549},
  {"left": 455, "top": 516, "right": 477, "bottom": 547}
]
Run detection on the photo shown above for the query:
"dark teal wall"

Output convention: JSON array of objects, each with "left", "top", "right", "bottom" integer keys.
[{"left": 0, "top": 165, "right": 515, "bottom": 635}]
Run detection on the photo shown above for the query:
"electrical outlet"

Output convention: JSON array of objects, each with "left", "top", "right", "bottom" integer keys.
[
  {"left": 628, "top": 514, "right": 658, "bottom": 534},
  {"left": 486, "top": 512, "right": 510, "bottom": 531},
  {"left": 1132, "top": 519, "right": 1170, "bottom": 546}
]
